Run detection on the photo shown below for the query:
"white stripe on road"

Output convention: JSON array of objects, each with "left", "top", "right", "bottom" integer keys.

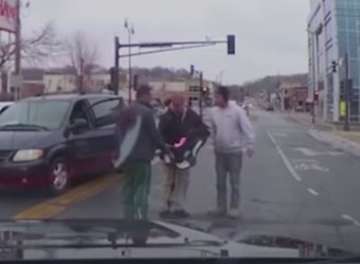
[
  {"left": 307, "top": 188, "right": 319, "bottom": 196},
  {"left": 341, "top": 214, "right": 360, "bottom": 227},
  {"left": 267, "top": 132, "right": 302, "bottom": 182}
]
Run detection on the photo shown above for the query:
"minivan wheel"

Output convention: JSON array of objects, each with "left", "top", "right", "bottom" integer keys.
[{"left": 49, "top": 158, "right": 69, "bottom": 195}]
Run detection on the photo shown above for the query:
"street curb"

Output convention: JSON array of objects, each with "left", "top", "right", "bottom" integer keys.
[
  {"left": 308, "top": 129, "right": 360, "bottom": 157},
  {"left": 287, "top": 113, "right": 312, "bottom": 128}
]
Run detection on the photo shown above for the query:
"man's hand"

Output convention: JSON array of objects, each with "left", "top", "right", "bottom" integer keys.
[{"left": 246, "top": 148, "right": 255, "bottom": 158}]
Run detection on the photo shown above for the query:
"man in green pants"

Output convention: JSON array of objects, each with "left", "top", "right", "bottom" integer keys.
[{"left": 116, "top": 85, "right": 167, "bottom": 220}]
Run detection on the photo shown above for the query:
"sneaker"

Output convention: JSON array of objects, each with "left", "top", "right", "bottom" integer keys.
[{"left": 228, "top": 208, "right": 242, "bottom": 219}]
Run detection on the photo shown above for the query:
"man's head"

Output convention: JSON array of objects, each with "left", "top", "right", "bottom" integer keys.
[
  {"left": 136, "top": 84, "right": 153, "bottom": 104},
  {"left": 170, "top": 94, "right": 186, "bottom": 114},
  {"left": 215, "top": 86, "right": 230, "bottom": 108},
  {"left": 164, "top": 98, "right": 172, "bottom": 108}
]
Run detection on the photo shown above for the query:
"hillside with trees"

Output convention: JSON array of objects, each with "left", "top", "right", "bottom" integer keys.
[{"left": 240, "top": 73, "right": 308, "bottom": 96}]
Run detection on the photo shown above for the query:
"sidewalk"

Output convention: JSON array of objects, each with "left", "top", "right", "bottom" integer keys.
[
  {"left": 286, "top": 111, "right": 334, "bottom": 131},
  {"left": 286, "top": 111, "right": 360, "bottom": 157}
]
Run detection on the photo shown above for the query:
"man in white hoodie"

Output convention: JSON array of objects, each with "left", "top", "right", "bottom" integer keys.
[{"left": 209, "top": 86, "right": 255, "bottom": 218}]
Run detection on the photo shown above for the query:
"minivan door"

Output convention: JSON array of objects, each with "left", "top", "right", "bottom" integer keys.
[
  {"left": 87, "top": 97, "right": 124, "bottom": 173},
  {"left": 66, "top": 100, "right": 98, "bottom": 177}
]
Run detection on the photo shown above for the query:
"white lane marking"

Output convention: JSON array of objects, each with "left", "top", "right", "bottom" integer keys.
[
  {"left": 294, "top": 147, "right": 318, "bottom": 157},
  {"left": 341, "top": 214, "right": 360, "bottom": 227},
  {"left": 272, "top": 132, "right": 288, "bottom": 138},
  {"left": 294, "top": 147, "right": 343, "bottom": 157},
  {"left": 293, "top": 160, "right": 329, "bottom": 173},
  {"left": 307, "top": 188, "right": 319, "bottom": 196},
  {"left": 267, "top": 132, "right": 302, "bottom": 182}
]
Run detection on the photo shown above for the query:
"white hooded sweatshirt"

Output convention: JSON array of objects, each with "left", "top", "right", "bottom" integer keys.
[{"left": 209, "top": 101, "right": 255, "bottom": 154}]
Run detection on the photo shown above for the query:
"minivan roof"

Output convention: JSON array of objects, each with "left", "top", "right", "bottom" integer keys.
[{"left": 23, "top": 93, "right": 118, "bottom": 103}]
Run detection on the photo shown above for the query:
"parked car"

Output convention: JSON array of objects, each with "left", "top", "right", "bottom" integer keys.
[
  {"left": 265, "top": 103, "right": 274, "bottom": 111},
  {"left": 0, "top": 102, "right": 13, "bottom": 115},
  {"left": 0, "top": 94, "right": 124, "bottom": 194}
]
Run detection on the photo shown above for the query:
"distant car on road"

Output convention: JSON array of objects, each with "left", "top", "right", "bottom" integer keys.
[
  {"left": 0, "top": 94, "right": 124, "bottom": 194},
  {"left": 265, "top": 103, "right": 274, "bottom": 111}
]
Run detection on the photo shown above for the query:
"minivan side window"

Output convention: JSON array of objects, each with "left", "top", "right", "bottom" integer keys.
[{"left": 90, "top": 98, "right": 124, "bottom": 127}]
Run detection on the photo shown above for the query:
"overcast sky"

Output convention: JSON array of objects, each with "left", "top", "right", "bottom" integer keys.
[{"left": 22, "top": 0, "right": 310, "bottom": 85}]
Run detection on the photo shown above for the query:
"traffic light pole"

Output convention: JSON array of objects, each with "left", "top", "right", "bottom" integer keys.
[
  {"left": 112, "top": 35, "right": 235, "bottom": 99},
  {"left": 114, "top": 37, "right": 120, "bottom": 95},
  {"left": 14, "top": 0, "right": 21, "bottom": 100},
  {"left": 199, "top": 72, "right": 203, "bottom": 118},
  {"left": 344, "top": 53, "right": 350, "bottom": 131}
]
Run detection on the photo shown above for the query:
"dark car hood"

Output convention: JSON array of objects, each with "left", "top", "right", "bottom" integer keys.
[
  {"left": 0, "top": 219, "right": 354, "bottom": 260},
  {"left": 0, "top": 130, "right": 61, "bottom": 150}
]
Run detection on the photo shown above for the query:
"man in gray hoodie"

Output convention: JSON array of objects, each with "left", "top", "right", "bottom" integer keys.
[{"left": 209, "top": 86, "right": 255, "bottom": 218}]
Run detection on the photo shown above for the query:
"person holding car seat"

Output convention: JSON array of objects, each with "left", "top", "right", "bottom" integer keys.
[{"left": 158, "top": 94, "right": 209, "bottom": 219}]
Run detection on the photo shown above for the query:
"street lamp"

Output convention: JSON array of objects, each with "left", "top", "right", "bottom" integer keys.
[
  {"left": 307, "top": 24, "right": 323, "bottom": 126},
  {"left": 190, "top": 65, "right": 204, "bottom": 118},
  {"left": 124, "top": 19, "right": 135, "bottom": 103},
  {"left": 216, "top": 70, "right": 224, "bottom": 85}
]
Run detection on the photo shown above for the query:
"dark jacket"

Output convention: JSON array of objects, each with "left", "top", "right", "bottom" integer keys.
[
  {"left": 116, "top": 101, "right": 165, "bottom": 163},
  {"left": 159, "top": 109, "right": 209, "bottom": 162}
]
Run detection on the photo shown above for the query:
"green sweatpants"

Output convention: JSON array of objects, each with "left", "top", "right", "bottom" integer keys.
[{"left": 122, "top": 161, "right": 151, "bottom": 220}]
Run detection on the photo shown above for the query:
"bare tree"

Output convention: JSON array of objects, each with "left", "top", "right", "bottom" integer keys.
[
  {"left": 0, "top": 22, "right": 64, "bottom": 69},
  {"left": 66, "top": 31, "right": 99, "bottom": 92}
]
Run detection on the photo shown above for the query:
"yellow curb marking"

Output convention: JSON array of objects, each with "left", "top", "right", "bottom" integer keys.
[{"left": 15, "top": 174, "right": 121, "bottom": 220}]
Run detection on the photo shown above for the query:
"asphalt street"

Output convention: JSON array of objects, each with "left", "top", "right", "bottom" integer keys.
[{"left": 3, "top": 109, "right": 360, "bottom": 253}]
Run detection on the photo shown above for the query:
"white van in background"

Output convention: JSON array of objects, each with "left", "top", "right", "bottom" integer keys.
[{"left": 0, "top": 102, "right": 13, "bottom": 114}]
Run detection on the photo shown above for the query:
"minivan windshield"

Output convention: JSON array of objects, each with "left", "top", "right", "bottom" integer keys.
[{"left": 0, "top": 100, "right": 70, "bottom": 130}]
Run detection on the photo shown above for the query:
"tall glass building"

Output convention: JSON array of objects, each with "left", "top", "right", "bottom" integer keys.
[{"left": 308, "top": 0, "right": 360, "bottom": 122}]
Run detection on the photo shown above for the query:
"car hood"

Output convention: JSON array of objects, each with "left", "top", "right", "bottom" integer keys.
[
  {"left": 0, "top": 130, "right": 60, "bottom": 150},
  {"left": 0, "top": 219, "right": 354, "bottom": 260}
]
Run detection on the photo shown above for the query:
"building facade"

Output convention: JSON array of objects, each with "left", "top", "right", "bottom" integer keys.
[
  {"left": 150, "top": 79, "right": 216, "bottom": 105},
  {"left": 44, "top": 72, "right": 109, "bottom": 94},
  {"left": 279, "top": 82, "right": 309, "bottom": 111},
  {"left": 43, "top": 68, "right": 128, "bottom": 95},
  {"left": 308, "top": 0, "right": 360, "bottom": 122}
]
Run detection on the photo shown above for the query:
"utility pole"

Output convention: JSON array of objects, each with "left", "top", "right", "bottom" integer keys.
[
  {"left": 124, "top": 19, "right": 135, "bottom": 103},
  {"left": 199, "top": 72, "right": 203, "bottom": 118},
  {"left": 113, "top": 37, "right": 120, "bottom": 95},
  {"left": 14, "top": 0, "right": 21, "bottom": 100},
  {"left": 128, "top": 32, "right": 132, "bottom": 103},
  {"left": 344, "top": 52, "right": 351, "bottom": 131},
  {"left": 79, "top": 57, "right": 84, "bottom": 93}
]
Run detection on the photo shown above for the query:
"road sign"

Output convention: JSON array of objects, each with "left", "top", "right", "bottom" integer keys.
[
  {"left": 340, "top": 100, "right": 346, "bottom": 117},
  {"left": 0, "top": 0, "right": 17, "bottom": 33}
]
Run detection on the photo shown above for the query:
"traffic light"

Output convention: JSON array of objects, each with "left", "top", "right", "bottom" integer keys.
[
  {"left": 227, "top": 35, "right": 236, "bottom": 55},
  {"left": 340, "top": 80, "right": 345, "bottom": 96},
  {"left": 314, "top": 91, "right": 319, "bottom": 102},
  {"left": 190, "top": 65, "right": 195, "bottom": 76},
  {"left": 133, "top": 74, "right": 139, "bottom": 91},
  {"left": 110, "top": 67, "right": 118, "bottom": 92},
  {"left": 201, "top": 86, "right": 208, "bottom": 95},
  {"left": 340, "top": 79, "right": 353, "bottom": 98},
  {"left": 332, "top": 61, "right": 337, "bottom": 73}
]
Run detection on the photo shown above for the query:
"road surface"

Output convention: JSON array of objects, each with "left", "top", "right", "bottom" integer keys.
[{"left": 2, "top": 109, "right": 360, "bottom": 252}]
